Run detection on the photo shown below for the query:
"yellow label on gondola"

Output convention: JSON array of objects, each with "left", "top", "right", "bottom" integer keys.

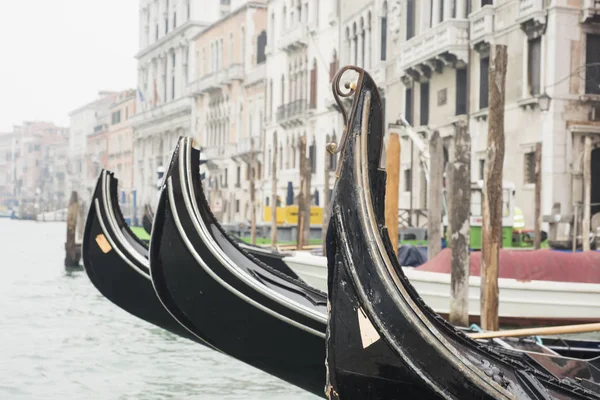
[{"left": 95, "top": 234, "right": 112, "bottom": 254}]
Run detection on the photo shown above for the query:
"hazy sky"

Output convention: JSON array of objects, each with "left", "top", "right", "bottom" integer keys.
[{"left": 0, "top": 1, "right": 139, "bottom": 132}]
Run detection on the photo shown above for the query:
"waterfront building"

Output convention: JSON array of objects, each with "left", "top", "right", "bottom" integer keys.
[
  {"left": 384, "top": 0, "right": 600, "bottom": 231},
  {"left": 190, "top": 1, "right": 267, "bottom": 224},
  {"left": 260, "top": 0, "right": 344, "bottom": 226},
  {"left": 107, "top": 90, "right": 137, "bottom": 221},
  {"left": 132, "top": 0, "right": 245, "bottom": 210}
]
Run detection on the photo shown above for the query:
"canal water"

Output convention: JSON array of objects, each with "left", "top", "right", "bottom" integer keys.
[{"left": 0, "top": 219, "right": 318, "bottom": 400}]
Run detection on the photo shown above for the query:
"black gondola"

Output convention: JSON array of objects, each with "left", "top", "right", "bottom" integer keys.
[
  {"left": 142, "top": 204, "right": 154, "bottom": 235},
  {"left": 149, "top": 136, "right": 329, "bottom": 398},
  {"left": 82, "top": 169, "right": 211, "bottom": 346},
  {"left": 325, "top": 66, "right": 600, "bottom": 399},
  {"left": 142, "top": 173, "right": 300, "bottom": 280}
]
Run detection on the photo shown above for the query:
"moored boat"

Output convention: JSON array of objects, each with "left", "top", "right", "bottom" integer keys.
[
  {"left": 325, "top": 65, "right": 600, "bottom": 399},
  {"left": 149, "top": 136, "right": 328, "bottom": 397},
  {"left": 284, "top": 250, "right": 600, "bottom": 326},
  {"left": 81, "top": 169, "right": 210, "bottom": 345}
]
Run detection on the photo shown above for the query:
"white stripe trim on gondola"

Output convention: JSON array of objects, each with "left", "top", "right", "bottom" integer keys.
[
  {"left": 100, "top": 172, "right": 149, "bottom": 269},
  {"left": 167, "top": 176, "right": 326, "bottom": 339},
  {"left": 180, "top": 138, "right": 327, "bottom": 325},
  {"left": 347, "top": 92, "right": 512, "bottom": 398},
  {"left": 94, "top": 199, "right": 151, "bottom": 281},
  {"left": 97, "top": 173, "right": 218, "bottom": 351}
]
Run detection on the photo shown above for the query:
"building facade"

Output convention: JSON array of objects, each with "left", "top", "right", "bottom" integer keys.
[
  {"left": 0, "top": 131, "right": 18, "bottom": 207},
  {"left": 0, "top": 122, "right": 69, "bottom": 214},
  {"left": 107, "top": 90, "right": 137, "bottom": 219},
  {"left": 259, "top": 0, "right": 343, "bottom": 226},
  {"left": 68, "top": 91, "right": 119, "bottom": 202},
  {"left": 382, "top": 0, "right": 600, "bottom": 232},
  {"left": 190, "top": 1, "right": 268, "bottom": 224},
  {"left": 132, "top": 0, "right": 244, "bottom": 209}
]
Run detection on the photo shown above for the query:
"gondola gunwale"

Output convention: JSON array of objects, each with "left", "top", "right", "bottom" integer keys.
[
  {"left": 149, "top": 140, "right": 327, "bottom": 397},
  {"left": 82, "top": 173, "right": 211, "bottom": 345},
  {"left": 327, "top": 66, "right": 600, "bottom": 399},
  {"left": 104, "top": 170, "right": 149, "bottom": 253},
  {"left": 89, "top": 173, "right": 149, "bottom": 281},
  {"left": 166, "top": 138, "right": 326, "bottom": 334},
  {"left": 99, "top": 171, "right": 150, "bottom": 275},
  {"left": 182, "top": 137, "right": 326, "bottom": 300}
]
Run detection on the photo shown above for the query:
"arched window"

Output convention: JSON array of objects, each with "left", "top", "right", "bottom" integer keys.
[
  {"left": 345, "top": 27, "right": 351, "bottom": 65},
  {"left": 309, "top": 58, "right": 317, "bottom": 109},
  {"left": 360, "top": 17, "right": 365, "bottom": 67},
  {"left": 257, "top": 30, "right": 267, "bottom": 64},
  {"left": 381, "top": 1, "right": 388, "bottom": 61},
  {"left": 279, "top": 142, "right": 283, "bottom": 170},
  {"left": 309, "top": 136, "right": 316, "bottom": 173},
  {"left": 240, "top": 27, "right": 246, "bottom": 66},
  {"left": 367, "top": 11, "right": 372, "bottom": 69},
  {"left": 269, "top": 79, "right": 274, "bottom": 117},
  {"left": 270, "top": 13, "right": 276, "bottom": 45},
  {"left": 352, "top": 22, "right": 358, "bottom": 65},
  {"left": 229, "top": 33, "right": 233, "bottom": 65},
  {"left": 280, "top": 74, "right": 285, "bottom": 105},
  {"left": 291, "top": 136, "right": 297, "bottom": 168},
  {"left": 329, "top": 49, "right": 338, "bottom": 82}
]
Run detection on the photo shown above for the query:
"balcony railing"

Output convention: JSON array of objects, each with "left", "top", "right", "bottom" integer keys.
[
  {"left": 398, "top": 20, "right": 469, "bottom": 75},
  {"left": 233, "top": 135, "right": 263, "bottom": 159},
  {"left": 245, "top": 63, "right": 266, "bottom": 87},
  {"left": 226, "top": 63, "right": 244, "bottom": 83},
  {"left": 517, "top": 0, "right": 545, "bottom": 24},
  {"left": 276, "top": 100, "right": 308, "bottom": 124},
  {"left": 583, "top": 0, "right": 600, "bottom": 22},
  {"left": 469, "top": 5, "right": 494, "bottom": 46},
  {"left": 203, "top": 145, "right": 227, "bottom": 162},
  {"left": 188, "top": 71, "right": 227, "bottom": 94},
  {"left": 278, "top": 25, "right": 308, "bottom": 53}
]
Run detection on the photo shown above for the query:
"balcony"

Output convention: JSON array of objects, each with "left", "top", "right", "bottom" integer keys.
[
  {"left": 397, "top": 20, "right": 469, "bottom": 81},
  {"left": 245, "top": 63, "right": 266, "bottom": 87},
  {"left": 278, "top": 25, "right": 308, "bottom": 53},
  {"left": 469, "top": 5, "right": 495, "bottom": 50},
  {"left": 276, "top": 100, "right": 308, "bottom": 128},
  {"left": 202, "top": 145, "right": 227, "bottom": 169},
  {"left": 131, "top": 96, "right": 191, "bottom": 132},
  {"left": 188, "top": 71, "right": 227, "bottom": 95},
  {"left": 582, "top": 0, "right": 600, "bottom": 23},
  {"left": 516, "top": 0, "right": 546, "bottom": 34},
  {"left": 232, "top": 135, "right": 263, "bottom": 162},
  {"left": 225, "top": 63, "right": 244, "bottom": 83}
]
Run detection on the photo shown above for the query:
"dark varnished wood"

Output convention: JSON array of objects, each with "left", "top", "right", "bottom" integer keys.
[
  {"left": 325, "top": 66, "right": 600, "bottom": 399},
  {"left": 81, "top": 170, "right": 203, "bottom": 344},
  {"left": 149, "top": 137, "right": 329, "bottom": 397}
]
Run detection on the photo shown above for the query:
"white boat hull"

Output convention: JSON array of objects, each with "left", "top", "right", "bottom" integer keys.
[{"left": 284, "top": 253, "right": 600, "bottom": 326}]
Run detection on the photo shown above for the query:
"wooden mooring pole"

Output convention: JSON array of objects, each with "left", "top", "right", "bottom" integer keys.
[
  {"left": 481, "top": 44, "right": 507, "bottom": 332},
  {"left": 582, "top": 135, "right": 592, "bottom": 252},
  {"left": 270, "top": 131, "right": 278, "bottom": 249},
  {"left": 385, "top": 133, "right": 401, "bottom": 255},
  {"left": 428, "top": 131, "right": 443, "bottom": 261},
  {"left": 533, "top": 142, "right": 542, "bottom": 250},
  {"left": 322, "top": 145, "right": 331, "bottom": 256},
  {"left": 301, "top": 142, "right": 312, "bottom": 248},
  {"left": 449, "top": 122, "right": 471, "bottom": 327},
  {"left": 297, "top": 135, "right": 307, "bottom": 250},
  {"left": 65, "top": 191, "right": 81, "bottom": 267},
  {"left": 249, "top": 138, "right": 257, "bottom": 246}
]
